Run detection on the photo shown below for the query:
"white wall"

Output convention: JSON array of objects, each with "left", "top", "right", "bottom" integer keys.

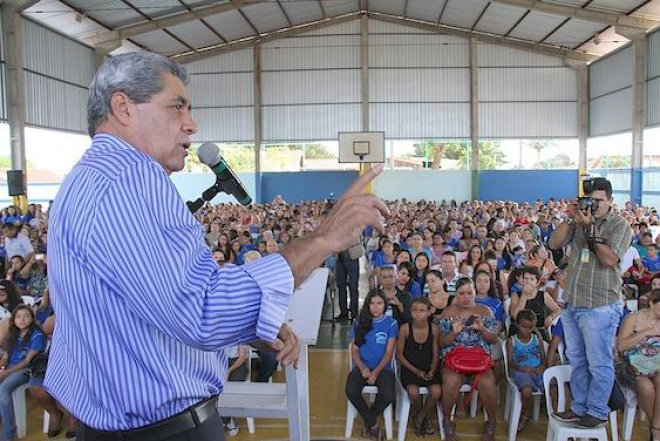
[{"left": 373, "top": 169, "right": 472, "bottom": 202}]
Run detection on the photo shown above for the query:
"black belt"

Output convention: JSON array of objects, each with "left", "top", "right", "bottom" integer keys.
[{"left": 81, "top": 395, "right": 219, "bottom": 441}]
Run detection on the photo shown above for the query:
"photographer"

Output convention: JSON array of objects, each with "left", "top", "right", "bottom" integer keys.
[{"left": 548, "top": 177, "right": 632, "bottom": 428}]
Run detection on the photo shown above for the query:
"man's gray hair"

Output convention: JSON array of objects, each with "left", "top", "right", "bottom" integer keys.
[{"left": 87, "top": 52, "right": 189, "bottom": 137}]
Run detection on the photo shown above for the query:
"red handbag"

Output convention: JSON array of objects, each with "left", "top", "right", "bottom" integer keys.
[
  {"left": 444, "top": 346, "right": 494, "bottom": 408},
  {"left": 444, "top": 346, "right": 494, "bottom": 375}
]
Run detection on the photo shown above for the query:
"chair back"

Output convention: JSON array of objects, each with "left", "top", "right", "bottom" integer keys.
[{"left": 543, "top": 364, "right": 572, "bottom": 416}]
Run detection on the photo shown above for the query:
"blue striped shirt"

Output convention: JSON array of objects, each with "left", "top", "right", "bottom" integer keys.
[{"left": 45, "top": 134, "right": 294, "bottom": 431}]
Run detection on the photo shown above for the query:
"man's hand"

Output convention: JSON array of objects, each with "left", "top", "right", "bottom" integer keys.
[
  {"left": 568, "top": 199, "right": 591, "bottom": 227},
  {"left": 252, "top": 323, "right": 301, "bottom": 369},
  {"left": 314, "top": 164, "right": 390, "bottom": 254}
]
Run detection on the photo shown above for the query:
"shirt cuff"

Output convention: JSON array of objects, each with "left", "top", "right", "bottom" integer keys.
[{"left": 243, "top": 253, "right": 294, "bottom": 342}]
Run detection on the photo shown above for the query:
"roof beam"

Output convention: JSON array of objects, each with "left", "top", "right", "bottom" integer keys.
[
  {"left": 82, "top": 0, "right": 268, "bottom": 47},
  {"left": 369, "top": 13, "right": 597, "bottom": 61},
  {"left": 488, "top": 0, "right": 659, "bottom": 30},
  {"left": 171, "top": 13, "right": 361, "bottom": 64}
]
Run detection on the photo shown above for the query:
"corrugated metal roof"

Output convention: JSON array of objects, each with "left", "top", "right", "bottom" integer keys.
[
  {"left": 19, "top": 0, "right": 660, "bottom": 72},
  {"left": 405, "top": 0, "right": 447, "bottom": 22},
  {"left": 203, "top": 9, "right": 257, "bottom": 41},
  {"left": 321, "top": 0, "right": 359, "bottom": 17},
  {"left": 370, "top": 0, "right": 406, "bottom": 16},
  {"left": 280, "top": 1, "right": 325, "bottom": 26},
  {"left": 544, "top": 19, "right": 604, "bottom": 48},
  {"left": 241, "top": 2, "right": 291, "bottom": 33},
  {"left": 130, "top": 30, "right": 190, "bottom": 56},
  {"left": 167, "top": 20, "right": 223, "bottom": 50},
  {"left": 474, "top": 3, "right": 526, "bottom": 35},
  {"left": 441, "top": 0, "right": 489, "bottom": 30},
  {"left": 509, "top": 11, "right": 568, "bottom": 42}
]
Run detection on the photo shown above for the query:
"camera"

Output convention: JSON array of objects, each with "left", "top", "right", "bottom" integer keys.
[
  {"left": 577, "top": 196, "right": 599, "bottom": 213},
  {"left": 577, "top": 176, "right": 599, "bottom": 213}
]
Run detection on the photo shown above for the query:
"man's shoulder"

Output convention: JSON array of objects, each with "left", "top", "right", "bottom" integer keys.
[{"left": 79, "top": 138, "right": 160, "bottom": 182}]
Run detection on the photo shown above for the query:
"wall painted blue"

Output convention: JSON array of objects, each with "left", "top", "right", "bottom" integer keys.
[
  {"left": 478, "top": 170, "right": 579, "bottom": 203},
  {"left": 261, "top": 171, "right": 359, "bottom": 203}
]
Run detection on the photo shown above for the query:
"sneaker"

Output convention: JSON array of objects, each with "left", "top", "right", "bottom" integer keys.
[
  {"left": 576, "top": 415, "right": 607, "bottom": 429},
  {"left": 226, "top": 418, "right": 239, "bottom": 436},
  {"left": 553, "top": 410, "right": 582, "bottom": 422}
]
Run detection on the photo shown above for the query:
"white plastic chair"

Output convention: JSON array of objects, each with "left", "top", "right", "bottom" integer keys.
[
  {"left": 502, "top": 337, "right": 546, "bottom": 441},
  {"left": 543, "top": 365, "right": 618, "bottom": 441},
  {"left": 345, "top": 342, "right": 394, "bottom": 440},
  {"left": 12, "top": 383, "right": 29, "bottom": 438},
  {"left": 395, "top": 362, "right": 443, "bottom": 441},
  {"left": 242, "top": 347, "right": 256, "bottom": 434}
]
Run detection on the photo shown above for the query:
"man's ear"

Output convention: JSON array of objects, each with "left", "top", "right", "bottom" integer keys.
[{"left": 108, "top": 92, "right": 133, "bottom": 126}]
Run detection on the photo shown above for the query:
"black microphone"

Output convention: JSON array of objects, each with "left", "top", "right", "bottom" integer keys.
[{"left": 197, "top": 143, "right": 252, "bottom": 205}]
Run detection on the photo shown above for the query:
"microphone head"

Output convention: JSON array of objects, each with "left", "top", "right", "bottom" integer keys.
[{"left": 198, "top": 142, "right": 222, "bottom": 167}]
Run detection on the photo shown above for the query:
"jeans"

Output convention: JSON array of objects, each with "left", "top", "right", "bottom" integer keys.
[
  {"left": 562, "top": 301, "right": 622, "bottom": 420},
  {"left": 337, "top": 257, "right": 360, "bottom": 317},
  {"left": 0, "top": 369, "right": 29, "bottom": 441},
  {"left": 345, "top": 367, "right": 395, "bottom": 428},
  {"left": 256, "top": 350, "right": 278, "bottom": 383}
]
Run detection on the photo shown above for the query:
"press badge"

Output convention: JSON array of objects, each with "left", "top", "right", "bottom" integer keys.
[{"left": 580, "top": 248, "right": 590, "bottom": 263}]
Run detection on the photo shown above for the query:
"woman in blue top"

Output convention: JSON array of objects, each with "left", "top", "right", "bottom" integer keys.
[
  {"left": 346, "top": 289, "right": 398, "bottom": 441},
  {"left": 0, "top": 305, "right": 45, "bottom": 440},
  {"left": 397, "top": 262, "right": 422, "bottom": 298}
]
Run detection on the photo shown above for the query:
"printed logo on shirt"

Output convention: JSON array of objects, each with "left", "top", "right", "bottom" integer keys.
[{"left": 375, "top": 331, "right": 389, "bottom": 345}]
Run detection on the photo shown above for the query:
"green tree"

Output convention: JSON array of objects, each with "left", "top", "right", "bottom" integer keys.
[
  {"left": 524, "top": 140, "right": 557, "bottom": 168},
  {"left": 536, "top": 153, "right": 575, "bottom": 169},
  {"left": 0, "top": 156, "right": 36, "bottom": 169},
  {"left": 413, "top": 141, "right": 506, "bottom": 169},
  {"left": 185, "top": 143, "right": 256, "bottom": 172},
  {"left": 304, "top": 144, "right": 336, "bottom": 159}
]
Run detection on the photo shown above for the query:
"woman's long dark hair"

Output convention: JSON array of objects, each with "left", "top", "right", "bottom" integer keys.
[
  {"left": 355, "top": 289, "right": 388, "bottom": 347},
  {"left": 5, "top": 305, "right": 41, "bottom": 363},
  {"left": 0, "top": 281, "right": 23, "bottom": 313},
  {"left": 397, "top": 261, "right": 416, "bottom": 293}
]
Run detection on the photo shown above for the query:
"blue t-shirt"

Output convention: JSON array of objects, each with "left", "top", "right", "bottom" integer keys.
[
  {"left": 511, "top": 334, "right": 542, "bottom": 368},
  {"left": 371, "top": 251, "right": 394, "bottom": 268},
  {"left": 348, "top": 316, "right": 398, "bottom": 370},
  {"left": 475, "top": 296, "right": 504, "bottom": 325},
  {"left": 8, "top": 330, "right": 45, "bottom": 367},
  {"left": 642, "top": 256, "right": 660, "bottom": 272},
  {"left": 409, "top": 281, "right": 422, "bottom": 298}
]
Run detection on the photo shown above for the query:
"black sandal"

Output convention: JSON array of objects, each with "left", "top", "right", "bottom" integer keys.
[
  {"left": 482, "top": 420, "right": 496, "bottom": 441},
  {"left": 422, "top": 417, "right": 435, "bottom": 435},
  {"left": 443, "top": 419, "right": 456, "bottom": 441}
]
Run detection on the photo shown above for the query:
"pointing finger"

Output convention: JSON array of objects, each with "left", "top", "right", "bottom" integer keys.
[{"left": 342, "top": 164, "right": 384, "bottom": 199}]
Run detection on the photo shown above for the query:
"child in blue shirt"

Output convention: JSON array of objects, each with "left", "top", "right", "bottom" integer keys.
[
  {"left": 642, "top": 244, "right": 660, "bottom": 273},
  {"left": 506, "top": 309, "right": 546, "bottom": 432},
  {"left": 0, "top": 305, "right": 45, "bottom": 441},
  {"left": 346, "top": 289, "right": 398, "bottom": 440}
]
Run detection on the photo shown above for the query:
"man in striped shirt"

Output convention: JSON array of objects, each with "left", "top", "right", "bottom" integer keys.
[{"left": 46, "top": 52, "right": 388, "bottom": 441}]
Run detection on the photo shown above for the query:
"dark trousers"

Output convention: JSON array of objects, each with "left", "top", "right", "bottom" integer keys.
[
  {"left": 345, "top": 367, "right": 395, "bottom": 428},
  {"left": 337, "top": 257, "right": 360, "bottom": 317},
  {"left": 76, "top": 412, "right": 225, "bottom": 441},
  {"left": 256, "top": 350, "right": 278, "bottom": 383}
]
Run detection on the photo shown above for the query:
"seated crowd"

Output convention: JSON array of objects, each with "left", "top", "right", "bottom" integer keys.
[{"left": 0, "top": 196, "right": 658, "bottom": 440}]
